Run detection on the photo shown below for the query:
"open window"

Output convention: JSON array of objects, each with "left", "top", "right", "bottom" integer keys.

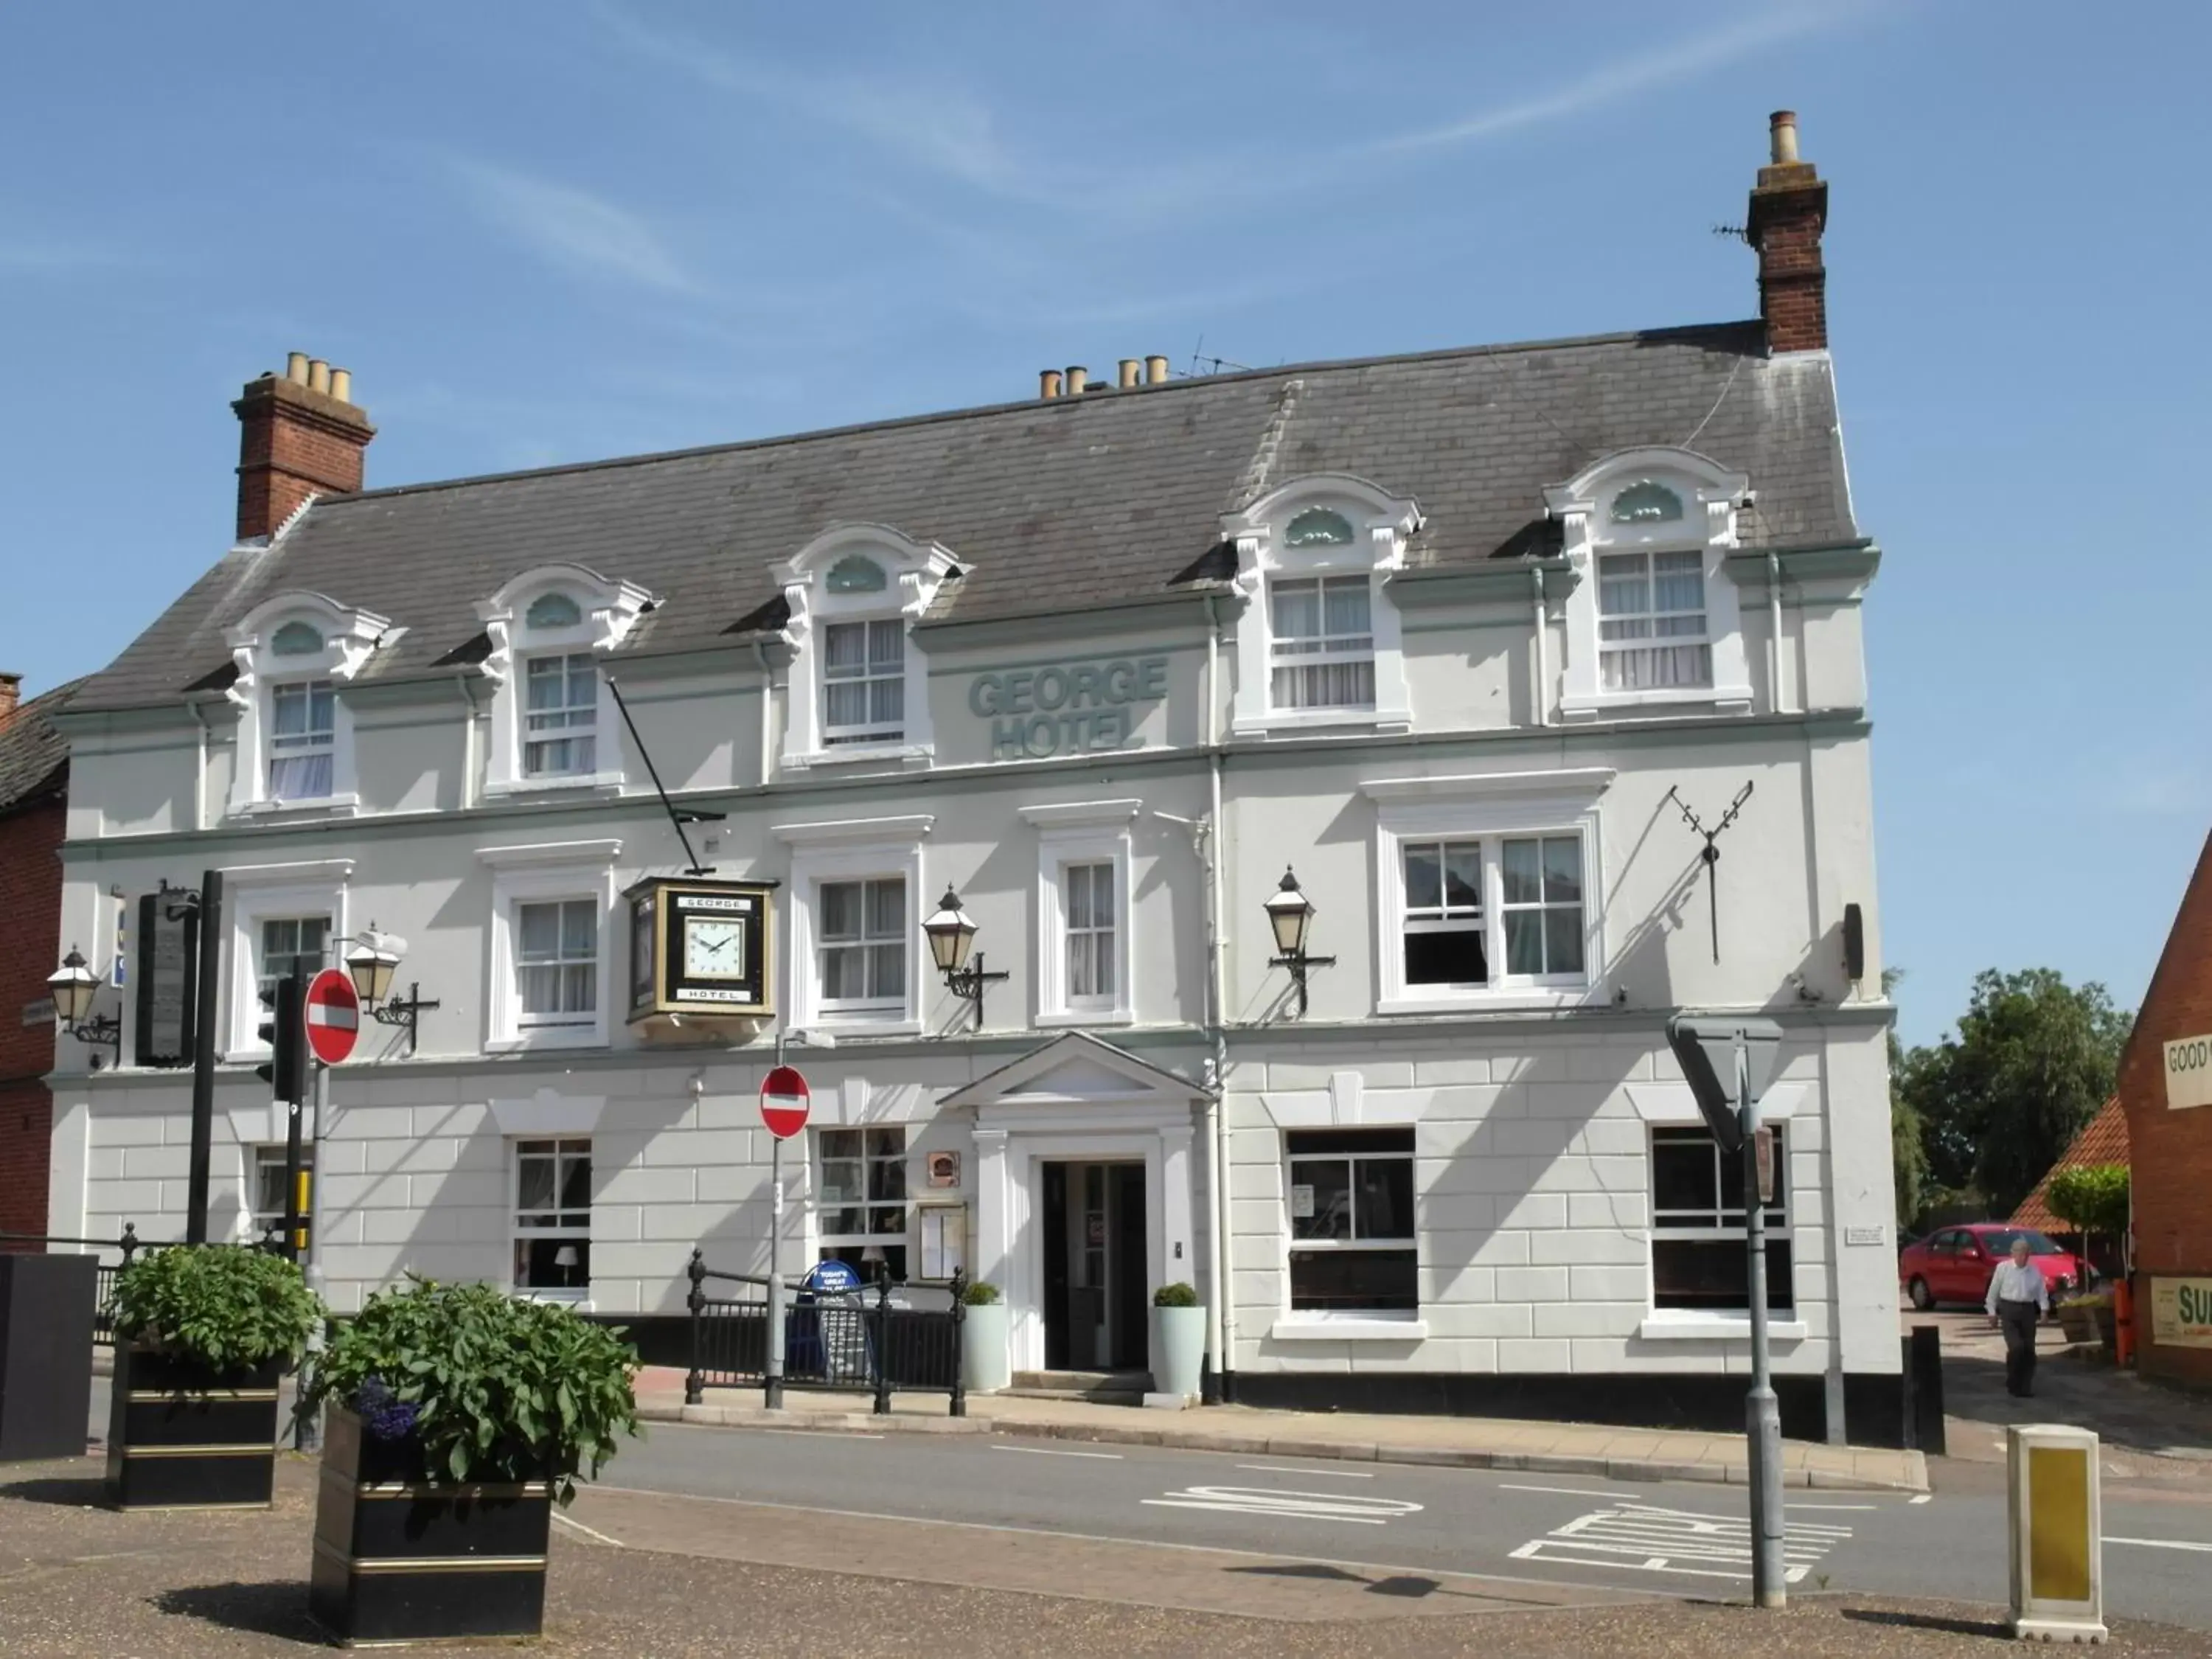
[
  {"left": 775, "top": 525, "right": 961, "bottom": 771},
  {"left": 475, "top": 564, "right": 653, "bottom": 796},
  {"left": 222, "top": 591, "right": 391, "bottom": 816},
  {"left": 1222, "top": 476, "right": 1419, "bottom": 737},
  {"left": 1543, "top": 448, "right": 1754, "bottom": 717}
]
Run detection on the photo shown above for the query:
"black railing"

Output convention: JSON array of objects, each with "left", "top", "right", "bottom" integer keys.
[
  {"left": 0, "top": 1222, "right": 149, "bottom": 1345},
  {"left": 685, "top": 1248, "right": 967, "bottom": 1416}
]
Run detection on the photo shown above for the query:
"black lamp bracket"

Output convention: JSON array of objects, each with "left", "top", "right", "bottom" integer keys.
[
  {"left": 366, "top": 981, "right": 441, "bottom": 1057},
  {"left": 1267, "top": 950, "right": 1337, "bottom": 1019},
  {"left": 941, "top": 952, "right": 1010, "bottom": 1032}
]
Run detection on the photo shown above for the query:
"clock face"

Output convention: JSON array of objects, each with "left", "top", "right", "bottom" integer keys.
[{"left": 682, "top": 917, "right": 748, "bottom": 981}]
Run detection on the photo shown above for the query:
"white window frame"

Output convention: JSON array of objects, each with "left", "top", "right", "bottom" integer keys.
[
  {"left": 1020, "top": 800, "right": 1138, "bottom": 1028},
  {"left": 1646, "top": 1123, "right": 1792, "bottom": 1318},
  {"left": 776, "top": 525, "right": 959, "bottom": 772},
  {"left": 775, "top": 815, "right": 932, "bottom": 1034},
  {"left": 1267, "top": 572, "right": 1377, "bottom": 714},
  {"left": 511, "top": 1135, "right": 593, "bottom": 1303},
  {"left": 512, "top": 897, "right": 603, "bottom": 1031},
  {"left": 1545, "top": 448, "right": 1754, "bottom": 719},
  {"left": 222, "top": 591, "right": 388, "bottom": 818},
  {"left": 219, "top": 860, "right": 354, "bottom": 1060},
  {"left": 480, "top": 840, "right": 622, "bottom": 1052},
  {"left": 519, "top": 650, "right": 601, "bottom": 779},
  {"left": 818, "top": 616, "right": 908, "bottom": 749},
  {"left": 476, "top": 563, "right": 651, "bottom": 797},
  {"left": 265, "top": 678, "right": 338, "bottom": 802},
  {"left": 813, "top": 1126, "right": 911, "bottom": 1278},
  {"left": 813, "top": 875, "right": 909, "bottom": 1016},
  {"left": 1224, "top": 475, "right": 1417, "bottom": 737},
  {"left": 1363, "top": 769, "right": 1612, "bottom": 1015},
  {"left": 1281, "top": 1127, "right": 1421, "bottom": 1321}
]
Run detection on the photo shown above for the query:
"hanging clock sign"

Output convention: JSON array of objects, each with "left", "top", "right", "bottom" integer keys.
[{"left": 624, "top": 877, "right": 776, "bottom": 1022}]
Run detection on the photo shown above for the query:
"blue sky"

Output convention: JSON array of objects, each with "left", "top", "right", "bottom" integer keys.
[{"left": 4, "top": 3, "right": 2206, "bottom": 1046}]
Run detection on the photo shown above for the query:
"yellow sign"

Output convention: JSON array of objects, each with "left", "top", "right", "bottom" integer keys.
[
  {"left": 2028, "top": 1446, "right": 2092, "bottom": 1603},
  {"left": 2149, "top": 1277, "right": 2212, "bottom": 1349},
  {"left": 2163, "top": 1032, "right": 2212, "bottom": 1108}
]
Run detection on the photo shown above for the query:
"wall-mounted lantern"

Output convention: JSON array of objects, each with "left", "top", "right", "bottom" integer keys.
[
  {"left": 47, "top": 946, "right": 122, "bottom": 1070},
  {"left": 341, "top": 924, "right": 441, "bottom": 1057},
  {"left": 1265, "top": 867, "right": 1335, "bottom": 1020},
  {"left": 922, "top": 886, "right": 1009, "bottom": 1032}
]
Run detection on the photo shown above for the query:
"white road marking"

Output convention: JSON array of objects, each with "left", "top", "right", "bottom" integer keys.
[
  {"left": 2105, "top": 1535, "right": 2212, "bottom": 1554},
  {"left": 1236, "top": 1463, "right": 1374, "bottom": 1478},
  {"left": 992, "top": 1444, "right": 1122, "bottom": 1460},
  {"left": 1144, "top": 1486, "right": 1422, "bottom": 1526},
  {"left": 1786, "top": 1503, "right": 1877, "bottom": 1511},
  {"left": 1910, "top": 1494, "right": 1933, "bottom": 1504},
  {"left": 758, "top": 1428, "right": 884, "bottom": 1440},
  {"left": 1498, "top": 1484, "right": 1635, "bottom": 1500},
  {"left": 552, "top": 1510, "right": 625, "bottom": 1548},
  {"left": 1511, "top": 1503, "right": 1852, "bottom": 1585}
]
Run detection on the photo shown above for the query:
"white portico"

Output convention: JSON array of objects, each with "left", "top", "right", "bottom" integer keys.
[{"left": 944, "top": 1034, "right": 1208, "bottom": 1377}]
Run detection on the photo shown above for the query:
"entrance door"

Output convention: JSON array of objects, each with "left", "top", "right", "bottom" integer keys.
[{"left": 1040, "top": 1161, "right": 1147, "bottom": 1372}]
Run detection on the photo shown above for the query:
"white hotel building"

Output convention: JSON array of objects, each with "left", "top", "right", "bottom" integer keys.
[{"left": 44, "top": 119, "right": 1905, "bottom": 1439}]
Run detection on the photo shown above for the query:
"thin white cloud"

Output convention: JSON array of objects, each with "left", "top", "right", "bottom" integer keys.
[{"left": 449, "top": 159, "right": 700, "bottom": 296}]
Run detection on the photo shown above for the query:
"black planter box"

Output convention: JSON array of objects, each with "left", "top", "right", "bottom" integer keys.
[
  {"left": 309, "top": 1406, "right": 552, "bottom": 1647},
  {"left": 104, "top": 1345, "right": 282, "bottom": 1511}
]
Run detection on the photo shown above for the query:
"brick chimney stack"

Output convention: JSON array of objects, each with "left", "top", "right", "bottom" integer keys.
[
  {"left": 1747, "top": 111, "right": 1829, "bottom": 355},
  {"left": 0, "top": 672, "right": 21, "bottom": 728},
  {"left": 232, "top": 352, "right": 375, "bottom": 542}
]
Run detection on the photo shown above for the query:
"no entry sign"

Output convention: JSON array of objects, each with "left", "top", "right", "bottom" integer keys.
[
  {"left": 760, "top": 1065, "right": 810, "bottom": 1140},
  {"left": 303, "top": 968, "right": 361, "bottom": 1065}
]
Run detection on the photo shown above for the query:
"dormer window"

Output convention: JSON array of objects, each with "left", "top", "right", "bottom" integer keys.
[
  {"left": 475, "top": 566, "right": 652, "bottom": 796},
  {"left": 1223, "top": 475, "right": 1419, "bottom": 737},
  {"left": 775, "top": 525, "right": 959, "bottom": 771},
  {"left": 223, "top": 590, "right": 390, "bottom": 818},
  {"left": 1544, "top": 450, "right": 1754, "bottom": 719}
]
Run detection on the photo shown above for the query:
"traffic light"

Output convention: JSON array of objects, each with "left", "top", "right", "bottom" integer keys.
[{"left": 254, "top": 973, "right": 308, "bottom": 1105}]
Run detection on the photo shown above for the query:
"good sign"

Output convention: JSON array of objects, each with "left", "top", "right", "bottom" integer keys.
[
  {"left": 2163, "top": 1032, "right": 2212, "bottom": 1110},
  {"left": 969, "top": 655, "right": 1168, "bottom": 760}
]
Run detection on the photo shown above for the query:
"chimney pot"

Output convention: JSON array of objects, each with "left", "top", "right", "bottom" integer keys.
[
  {"left": 285, "top": 352, "right": 310, "bottom": 384},
  {"left": 1769, "top": 110, "right": 1800, "bottom": 164},
  {"left": 1065, "top": 365, "right": 1088, "bottom": 396},
  {"left": 307, "top": 358, "right": 333, "bottom": 394},
  {"left": 330, "top": 367, "right": 352, "bottom": 403},
  {"left": 1145, "top": 354, "right": 1169, "bottom": 386},
  {"left": 1040, "top": 369, "right": 1063, "bottom": 400},
  {"left": 1117, "top": 358, "right": 1141, "bottom": 389}
]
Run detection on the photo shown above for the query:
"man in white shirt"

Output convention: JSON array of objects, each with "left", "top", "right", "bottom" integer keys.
[{"left": 1986, "top": 1234, "right": 2050, "bottom": 1397}]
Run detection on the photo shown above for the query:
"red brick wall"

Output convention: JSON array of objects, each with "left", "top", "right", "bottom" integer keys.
[
  {"left": 1747, "top": 164, "right": 1829, "bottom": 355},
  {"left": 233, "top": 376, "right": 374, "bottom": 541},
  {"left": 2118, "top": 829, "right": 2212, "bottom": 1388},
  {"left": 0, "top": 795, "right": 64, "bottom": 1238}
]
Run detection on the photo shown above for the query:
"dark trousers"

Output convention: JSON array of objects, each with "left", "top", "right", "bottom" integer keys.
[{"left": 1997, "top": 1298, "right": 2041, "bottom": 1395}]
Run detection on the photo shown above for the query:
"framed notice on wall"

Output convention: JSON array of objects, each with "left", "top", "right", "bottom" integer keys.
[{"left": 917, "top": 1204, "right": 966, "bottom": 1283}]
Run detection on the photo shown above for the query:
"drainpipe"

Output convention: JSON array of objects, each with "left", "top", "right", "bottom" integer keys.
[
  {"left": 186, "top": 698, "right": 212, "bottom": 830},
  {"left": 453, "top": 672, "right": 481, "bottom": 810},
  {"left": 1202, "top": 596, "right": 1235, "bottom": 1402},
  {"left": 1767, "top": 550, "right": 1788, "bottom": 714},
  {"left": 1531, "top": 567, "right": 1549, "bottom": 726},
  {"left": 752, "top": 641, "right": 774, "bottom": 787}
]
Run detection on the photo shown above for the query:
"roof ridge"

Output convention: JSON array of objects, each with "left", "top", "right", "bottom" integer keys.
[{"left": 307, "top": 320, "right": 1767, "bottom": 508}]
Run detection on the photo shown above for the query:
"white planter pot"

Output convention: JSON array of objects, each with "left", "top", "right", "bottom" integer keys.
[
  {"left": 961, "top": 1302, "right": 1011, "bottom": 1394},
  {"left": 1150, "top": 1304, "right": 1206, "bottom": 1399}
]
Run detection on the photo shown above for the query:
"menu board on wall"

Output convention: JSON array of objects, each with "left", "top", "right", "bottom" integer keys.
[{"left": 132, "top": 891, "right": 197, "bottom": 1068}]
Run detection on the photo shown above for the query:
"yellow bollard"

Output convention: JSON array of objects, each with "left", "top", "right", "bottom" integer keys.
[{"left": 2007, "top": 1424, "right": 2106, "bottom": 1644}]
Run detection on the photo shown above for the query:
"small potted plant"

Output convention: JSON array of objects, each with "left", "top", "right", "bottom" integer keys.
[
  {"left": 959, "top": 1278, "right": 1009, "bottom": 1394},
  {"left": 105, "top": 1244, "right": 322, "bottom": 1512},
  {"left": 1150, "top": 1282, "right": 1205, "bottom": 1402},
  {"left": 2057, "top": 1285, "right": 2118, "bottom": 1352},
  {"left": 300, "top": 1276, "right": 639, "bottom": 1647}
]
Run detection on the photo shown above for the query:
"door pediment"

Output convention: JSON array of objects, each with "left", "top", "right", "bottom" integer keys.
[{"left": 942, "top": 1031, "right": 1207, "bottom": 1118}]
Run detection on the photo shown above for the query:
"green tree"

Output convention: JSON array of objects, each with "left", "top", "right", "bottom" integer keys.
[
  {"left": 1898, "top": 968, "right": 2131, "bottom": 1220},
  {"left": 1885, "top": 968, "right": 1930, "bottom": 1230}
]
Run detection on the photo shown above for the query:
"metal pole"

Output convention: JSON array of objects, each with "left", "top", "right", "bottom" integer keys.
[
  {"left": 765, "top": 1134, "right": 785, "bottom": 1410},
  {"left": 1741, "top": 1033, "right": 1786, "bottom": 1608},
  {"left": 184, "top": 869, "right": 223, "bottom": 1243},
  {"left": 297, "top": 1059, "right": 329, "bottom": 1451}
]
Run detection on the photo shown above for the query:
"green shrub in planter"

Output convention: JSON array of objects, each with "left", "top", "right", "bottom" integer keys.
[
  {"left": 106, "top": 1245, "right": 322, "bottom": 1512},
  {"left": 303, "top": 1277, "right": 641, "bottom": 1646},
  {"left": 961, "top": 1279, "right": 1002, "bottom": 1306},
  {"left": 1153, "top": 1281, "right": 1198, "bottom": 1309}
]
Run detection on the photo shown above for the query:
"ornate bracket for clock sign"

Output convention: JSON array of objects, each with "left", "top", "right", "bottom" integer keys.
[{"left": 1665, "top": 781, "right": 1754, "bottom": 964}]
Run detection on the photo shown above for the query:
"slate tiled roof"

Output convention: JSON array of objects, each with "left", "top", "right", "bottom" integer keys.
[
  {"left": 2011, "top": 1096, "right": 2130, "bottom": 1233},
  {"left": 74, "top": 321, "right": 1857, "bottom": 713},
  {"left": 0, "top": 678, "right": 80, "bottom": 815}
]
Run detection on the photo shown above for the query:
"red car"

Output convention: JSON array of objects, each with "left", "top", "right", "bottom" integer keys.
[{"left": 1899, "top": 1224, "right": 2085, "bottom": 1315}]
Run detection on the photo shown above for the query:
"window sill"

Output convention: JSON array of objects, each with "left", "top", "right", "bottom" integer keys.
[
  {"left": 1638, "top": 1314, "right": 1807, "bottom": 1342},
  {"left": 515, "top": 1290, "right": 593, "bottom": 1310},
  {"left": 1270, "top": 1316, "right": 1428, "bottom": 1342},
  {"left": 1035, "top": 1008, "right": 1135, "bottom": 1029},
  {"left": 230, "top": 793, "right": 361, "bottom": 820},
  {"left": 484, "top": 772, "right": 625, "bottom": 797},
  {"left": 784, "top": 743, "right": 935, "bottom": 771},
  {"left": 487, "top": 1028, "right": 609, "bottom": 1054},
  {"left": 1559, "top": 685, "right": 1753, "bottom": 720},
  {"left": 1377, "top": 987, "right": 1596, "bottom": 1016},
  {"left": 807, "top": 1015, "right": 922, "bottom": 1038},
  {"left": 1231, "top": 707, "right": 1411, "bottom": 738}
]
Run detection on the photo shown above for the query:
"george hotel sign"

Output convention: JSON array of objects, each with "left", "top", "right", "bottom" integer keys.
[
  {"left": 969, "top": 655, "right": 1168, "bottom": 760},
  {"left": 2162, "top": 1032, "right": 2212, "bottom": 1110}
]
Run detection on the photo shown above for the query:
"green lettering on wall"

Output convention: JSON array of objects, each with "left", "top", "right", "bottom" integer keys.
[{"left": 967, "top": 655, "right": 1168, "bottom": 758}]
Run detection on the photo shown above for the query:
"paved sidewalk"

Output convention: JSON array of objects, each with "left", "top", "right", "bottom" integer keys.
[{"left": 635, "top": 1367, "right": 1927, "bottom": 1492}]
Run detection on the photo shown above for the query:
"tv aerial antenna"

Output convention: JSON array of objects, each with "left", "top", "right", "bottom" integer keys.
[{"left": 1665, "top": 781, "right": 1754, "bottom": 964}]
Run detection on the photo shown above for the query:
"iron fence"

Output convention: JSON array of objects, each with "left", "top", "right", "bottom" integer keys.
[
  {"left": 684, "top": 1248, "right": 967, "bottom": 1416},
  {"left": 0, "top": 1222, "right": 149, "bottom": 1345}
]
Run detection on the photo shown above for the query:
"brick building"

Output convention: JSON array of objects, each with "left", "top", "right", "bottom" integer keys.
[
  {"left": 0, "top": 674, "right": 79, "bottom": 1238},
  {"left": 2118, "top": 829, "right": 2212, "bottom": 1388}
]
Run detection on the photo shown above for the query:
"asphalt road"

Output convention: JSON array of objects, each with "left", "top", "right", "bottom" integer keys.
[{"left": 588, "top": 1419, "right": 2212, "bottom": 1630}]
